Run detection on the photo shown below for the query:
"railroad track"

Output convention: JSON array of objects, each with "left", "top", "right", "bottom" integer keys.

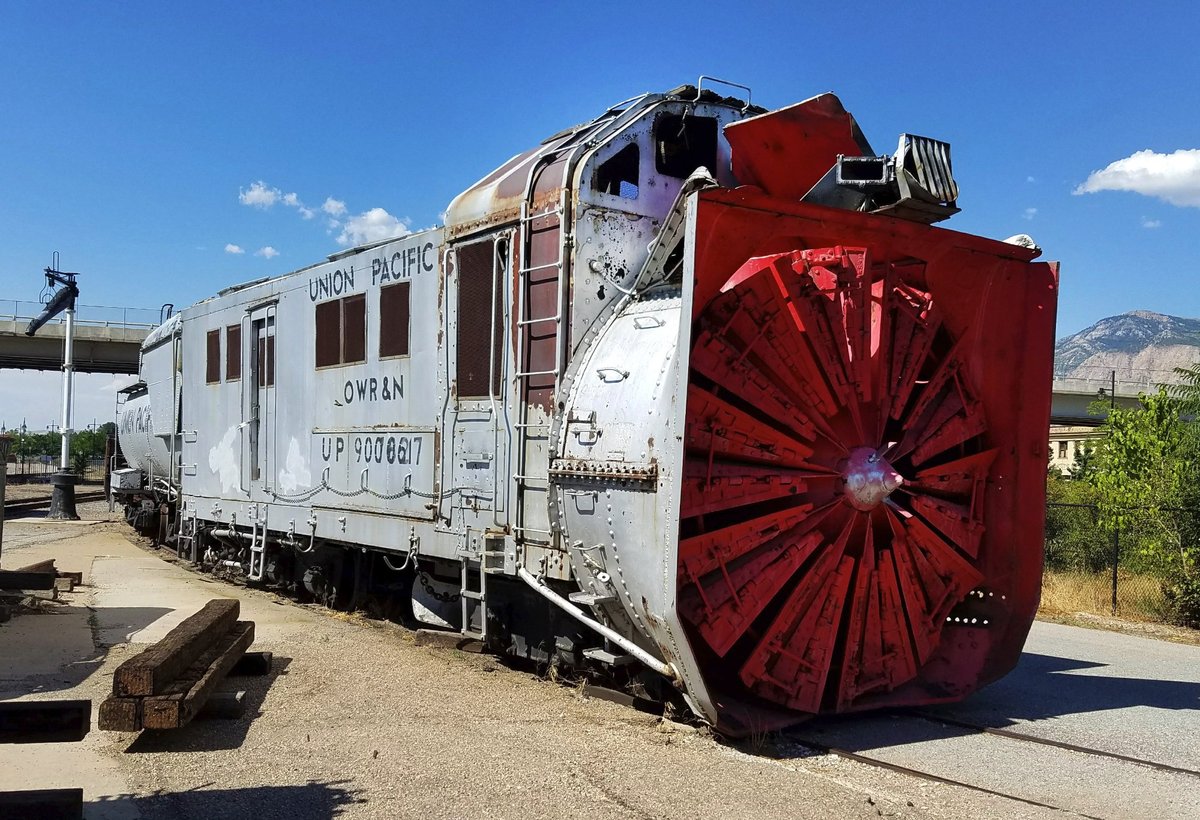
[
  {"left": 3, "top": 491, "right": 107, "bottom": 514},
  {"left": 782, "top": 709, "right": 1200, "bottom": 818}
]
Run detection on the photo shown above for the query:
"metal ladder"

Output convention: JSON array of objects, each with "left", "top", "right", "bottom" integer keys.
[
  {"left": 459, "top": 537, "right": 507, "bottom": 640},
  {"left": 510, "top": 190, "right": 570, "bottom": 549},
  {"left": 507, "top": 96, "right": 654, "bottom": 557},
  {"left": 175, "top": 511, "right": 198, "bottom": 563}
]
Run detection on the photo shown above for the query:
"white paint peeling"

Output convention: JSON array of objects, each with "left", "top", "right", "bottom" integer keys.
[
  {"left": 208, "top": 426, "right": 241, "bottom": 493},
  {"left": 278, "top": 437, "right": 312, "bottom": 493}
]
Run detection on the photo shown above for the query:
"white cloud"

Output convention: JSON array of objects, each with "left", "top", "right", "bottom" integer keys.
[
  {"left": 281, "top": 192, "right": 300, "bottom": 207},
  {"left": 323, "top": 197, "right": 347, "bottom": 217},
  {"left": 336, "top": 208, "right": 411, "bottom": 246},
  {"left": 298, "top": 207, "right": 315, "bottom": 220},
  {"left": 255, "top": 246, "right": 279, "bottom": 259},
  {"left": 1074, "top": 149, "right": 1200, "bottom": 207},
  {"left": 1141, "top": 217, "right": 1162, "bottom": 229},
  {"left": 1022, "top": 207, "right": 1038, "bottom": 220},
  {"left": 224, "top": 243, "right": 245, "bottom": 254},
  {"left": 1026, "top": 176, "right": 1036, "bottom": 183},
  {"left": 239, "top": 180, "right": 281, "bottom": 208}
]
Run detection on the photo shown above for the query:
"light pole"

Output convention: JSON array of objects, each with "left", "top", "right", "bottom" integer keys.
[
  {"left": 0, "top": 433, "right": 12, "bottom": 564},
  {"left": 25, "top": 260, "right": 81, "bottom": 520}
]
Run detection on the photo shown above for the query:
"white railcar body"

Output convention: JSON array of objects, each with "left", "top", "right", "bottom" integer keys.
[{"left": 115, "top": 83, "right": 1058, "bottom": 734}]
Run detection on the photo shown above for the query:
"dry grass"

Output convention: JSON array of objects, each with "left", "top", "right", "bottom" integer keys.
[{"left": 1040, "top": 569, "right": 1171, "bottom": 622}]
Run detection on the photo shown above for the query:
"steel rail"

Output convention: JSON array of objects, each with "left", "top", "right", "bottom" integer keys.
[
  {"left": 4, "top": 491, "right": 105, "bottom": 514},
  {"left": 789, "top": 736, "right": 1103, "bottom": 820},
  {"left": 906, "top": 710, "right": 1200, "bottom": 779}
]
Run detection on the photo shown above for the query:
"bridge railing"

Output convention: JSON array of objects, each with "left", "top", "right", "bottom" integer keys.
[
  {"left": 0, "top": 300, "right": 161, "bottom": 331},
  {"left": 1051, "top": 375, "right": 1162, "bottom": 396}
]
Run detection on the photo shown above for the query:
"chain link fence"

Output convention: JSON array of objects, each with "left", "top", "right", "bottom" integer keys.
[{"left": 1044, "top": 501, "right": 1183, "bottom": 621}]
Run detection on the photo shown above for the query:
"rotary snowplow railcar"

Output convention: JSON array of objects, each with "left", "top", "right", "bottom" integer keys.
[{"left": 113, "top": 82, "right": 1058, "bottom": 734}]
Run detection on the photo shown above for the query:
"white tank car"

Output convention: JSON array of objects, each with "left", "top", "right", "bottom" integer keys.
[{"left": 116, "top": 312, "right": 182, "bottom": 487}]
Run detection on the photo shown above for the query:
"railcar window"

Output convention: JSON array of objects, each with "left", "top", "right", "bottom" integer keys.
[
  {"left": 593, "top": 142, "right": 639, "bottom": 199},
  {"left": 257, "top": 335, "right": 275, "bottom": 387},
  {"left": 315, "top": 299, "right": 341, "bottom": 367},
  {"left": 456, "top": 240, "right": 504, "bottom": 397},
  {"left": 205, "top": 329, "right": 220, "bottom": 384},
  {"left": 379, "top": 281, "right": 411, "bottom": 358},
  {"left": 655, "top": 114, "right": 718, "bottom": 178},
  {"left": 226, "top": 324, "right": 241, "bottom": 381},
  {"left": 343, "top": 294, "right": 366, "bottom": 364},
  {"left": 315, "top": 294, "right": 367, "bottom": 368}
]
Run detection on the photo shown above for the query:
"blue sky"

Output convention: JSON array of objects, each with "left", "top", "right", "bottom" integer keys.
[{"left": 2, "top": 1, "right": 1198, "bottom": 428}]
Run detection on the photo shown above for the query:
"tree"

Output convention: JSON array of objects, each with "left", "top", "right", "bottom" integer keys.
[
  {"left": 1067, "top": 441, "right": 1097, "bottom": 480},
  {"left": 1086, "top": 388, "right": 1200, "bottom": 626}
]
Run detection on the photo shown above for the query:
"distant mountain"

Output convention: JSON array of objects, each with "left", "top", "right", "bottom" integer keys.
[{"left": 1054, "top": 311, "right": 1200, "bottom": 385}]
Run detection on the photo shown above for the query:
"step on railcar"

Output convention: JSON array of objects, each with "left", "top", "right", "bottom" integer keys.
[{"left": 115, "top": 81, "right": 1058, "bottom": 734}]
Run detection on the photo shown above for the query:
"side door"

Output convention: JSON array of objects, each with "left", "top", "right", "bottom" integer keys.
[
  {"left": 439, "top": 232, "right": 513, "bottom": 532},
  {"left": 246, "top": 304, "right": 276, "bottom": 495}
]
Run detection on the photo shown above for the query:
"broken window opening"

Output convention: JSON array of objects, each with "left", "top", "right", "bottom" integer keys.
[
  {"left": 655, "top": 114, "right": 718, "bottom": 179},
  {"left": 594, "top": 142, "right": 640, "bottom": 199}
]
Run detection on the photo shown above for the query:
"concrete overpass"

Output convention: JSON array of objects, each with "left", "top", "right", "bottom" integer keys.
[
  {"left": 1050, "top": 376, "right": 1158, "bottom": 425},
  {"left": 0, "top": 300, "right": 1166, "bottom": 420},
  {"left": 0, "top": 300, "right": 159, "bottom": 374}
]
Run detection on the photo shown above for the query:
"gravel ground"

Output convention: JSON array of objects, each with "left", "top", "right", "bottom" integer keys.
[{"left": 1, "top": 508, "right": 1073, "bottom": 819}]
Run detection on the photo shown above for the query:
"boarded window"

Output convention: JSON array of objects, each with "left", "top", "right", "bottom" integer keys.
[
  {"left": 315, "top": 295, "right": 366, "bottom": 368},
  {"left": 343, "top": 294, "right": 366, "bottom": 364},
  {"left": 257, "top": 335, "right": 275, "bottom": 387},
  {"left": 594, "top": 142, "right": 639, "bottom": 199},
  {"left": 456, "top": 240, "right": 504, "bottom": 397},
  {"left": 655, "top": 114, "right": 718, "bottom": 178},
  {"left": 315, "top": 299, "right": 341, "bottom": 367},
  {"left": 205, "top": 329, "right": 220, "bottom": 384},
  {"left": 226, "top": 324, "right": 241, "bottom": 381},
  {"left": 380, "top": 281, "right": 411, "bottom": 358}
]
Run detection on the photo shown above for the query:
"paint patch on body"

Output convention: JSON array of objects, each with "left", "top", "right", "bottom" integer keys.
[
  {"left": 278, "top": 438, "right": 312, "bottom": 493},
  {"left": 208, "top": 426, "right": 240, "bottom": 493}
]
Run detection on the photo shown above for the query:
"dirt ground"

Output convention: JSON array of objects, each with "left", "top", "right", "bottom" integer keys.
[{"left": 0, "top": 505, "right": 1064, "bottom": 820}]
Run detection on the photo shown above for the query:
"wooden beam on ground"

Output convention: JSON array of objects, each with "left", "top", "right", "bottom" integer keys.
[
  {"left": 112, "top": 598, "right": 239, "bottom": 697},
  {"left": 0, "top": 788, "right": 83, "bottom": 820},
  {"left": 143, "top": 620, "right": 254, "bottom": 729},
  {"left": 97, "top": 696, "right": 142, "bottom": 732},
  {"left": 0, "top": 700, "right": 91, "bottom": 743},
  {"left": 12, "top": 559, "right": 56, "bottom": 575},
  {"left": 0, "top": 570, "right": 56, "bottom": 591}
]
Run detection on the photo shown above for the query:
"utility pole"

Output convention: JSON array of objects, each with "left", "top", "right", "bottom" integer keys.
[
  {"left": 25, "top": 254, "right": 82, "bottom": 520},
  {"left": 1109, "top": 369, "right": 1118, "bottom": 616}
]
